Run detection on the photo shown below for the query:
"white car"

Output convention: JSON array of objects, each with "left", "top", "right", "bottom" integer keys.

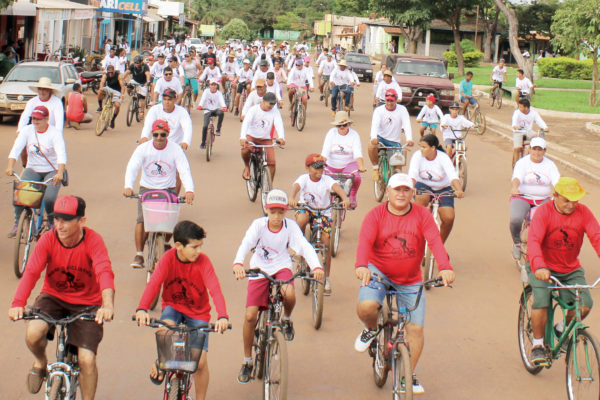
[{"left": 188, "top": 38, "right": 204, "bottom": 52}]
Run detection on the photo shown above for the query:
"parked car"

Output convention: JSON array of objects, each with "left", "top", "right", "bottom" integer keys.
[
  {"left": 344, "top": 52, "right": 374, "bottom": 82},
  {"left": 383, "top": 54, "right": 455, "bottom": 110},
  {"left": 0, "top": 61, "right": 79, "bottom": 119},
  {"left": 189, "top": 38, "right": 204, "bottom": 52}
]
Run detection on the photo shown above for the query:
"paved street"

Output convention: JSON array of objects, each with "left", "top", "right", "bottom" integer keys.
[{"left": 1, "top": 81, "right": 600, "bottom": 399}]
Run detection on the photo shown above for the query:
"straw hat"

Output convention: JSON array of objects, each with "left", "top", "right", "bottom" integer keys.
[
  {"left": 338, "top": 59, "right": 348, "bottom": 67},
  {"left": 29, "top": 77, "right": 57, "bottom": 93},
  {"left": 331, "top": 111, "right": 353, "bottom": 125}
]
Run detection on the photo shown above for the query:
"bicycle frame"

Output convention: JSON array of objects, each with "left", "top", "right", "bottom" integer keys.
[
  {"left": 513, "top": 129, "right": 545, "bottom": 156},
  {"left": 378, "top": 144, "right": 405, "bottom": 183}
]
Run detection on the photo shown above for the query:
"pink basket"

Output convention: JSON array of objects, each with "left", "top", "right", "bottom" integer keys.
[{"left": 142, "top": 201, "right": 180, "bottom": 232}]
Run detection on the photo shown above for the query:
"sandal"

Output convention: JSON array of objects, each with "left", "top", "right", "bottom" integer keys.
[
  {"left": 242, "top": 168, "right": 250, "bottom": 181},
  {"left": 27, "top": 366, "right": 46, "bottom": 394},
  {"left": 149, "top": 360, "right": 165, "bottom": 385}
]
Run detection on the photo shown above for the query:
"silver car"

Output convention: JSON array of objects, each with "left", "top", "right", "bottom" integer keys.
[{"left": 0, "top": 61, "right": 80, "bottom": 119}]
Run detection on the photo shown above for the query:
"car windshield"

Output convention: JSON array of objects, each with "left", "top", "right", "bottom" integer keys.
[
  {"left": 5, "top": 66, "right": 60, "bottom": 83},
  {"left": 190, "top": 39, "right": 201, "bottom": 44},
  {"left": 345, "top": 54, "right": 371, "bottom": 64},
  {"left": 394, "top": 60, "right": 447, "bottom": 78}
]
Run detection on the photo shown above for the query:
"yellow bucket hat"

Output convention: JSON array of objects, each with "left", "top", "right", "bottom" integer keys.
[{"left": 554, "top": 177, "right": 586, "bottom": 202}]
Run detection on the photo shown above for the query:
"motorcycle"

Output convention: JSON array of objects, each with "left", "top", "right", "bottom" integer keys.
[{"left": 80, "top": 70, "right": 103, "bottom": 94}]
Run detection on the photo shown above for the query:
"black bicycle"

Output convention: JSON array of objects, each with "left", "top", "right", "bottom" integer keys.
[
  {"left": 324, "top": 172, "right": 355, "bottom": 257},
  {"left": 245, "top": 141, "right": 283, "bottom": 214},
  {"left": 126, "top": 82, "right": 145, "bottom": 127}
]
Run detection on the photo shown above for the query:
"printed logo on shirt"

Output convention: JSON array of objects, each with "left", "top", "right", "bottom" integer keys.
[
  {"left": 257, "top": 245, "right": 279, "bottom": 263},
  {"left": 548, "top": 227, "right": 579, "bottom": 250},
  {"left": 30, "top": 144, "right": 43, "bottom": 156},
  {"left": 48, "top": 266, "right": 88, "bottom": 292},
  {"left": 333, "top": 145, "right": 349, "bottom": 155},
  {"left": 145, "top": 161, "right": 173, "bottom": 177},
  {"left": 419, "top": 169, "right": 443, "bottom": 182},
  {"left": 383, "top": 233, "right": 417, "bottom": 258},
  {"left": 523, "top": 171, "right": 549, "bottom": 186}
]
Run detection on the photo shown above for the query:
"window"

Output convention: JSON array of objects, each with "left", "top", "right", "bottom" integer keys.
[
  {"left": 5, "top": 66, "right": 60, "bottom": 83},
  {"left": 394, "top": 60, "right": 447, "bottom": 78},
  {"left": 345, "top": 54, "right": 371, "bottom": 64}
]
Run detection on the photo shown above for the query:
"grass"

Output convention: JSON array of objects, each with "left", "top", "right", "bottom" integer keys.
[{"left": 530, "top": 90, "right": 600, "bottom": 114}]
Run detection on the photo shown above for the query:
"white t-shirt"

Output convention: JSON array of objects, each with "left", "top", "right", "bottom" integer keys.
[
  {"left": 318, "top": 59, "right": 337, "bottom": 76},
  {"left": 516, "top": 77, "right": 533, "bottom": 94},
  {"left": 140, "top": 104, "right": 193, "bottom": 145},
  {"left": 408, "top": 150, "right": 458, "bottom": 191},
  {"left": 199, "top": 66, "right": 222, "bottom": 82},
  {"left": 294, "top": 173, "right": 337, "bottom": 216},
  {"left": 150, "top": 61, "right": 167, "bottom": 79},
  {"left": 266, "top": 82, "right": 282, "bottom": 101},
  {"left": 198, "top": 89, "right": 226, "bottom": 111},
  {"left": 287, "top": 67, "right": 313, "bottom": 88},
  {"left": 221, "top": 60, "right": 239, "bottom": 76},
  {"left": 237, "top": 67, "right": 254, "bottom": 83},
  {"left": 241, "top": 90, "right": 263, "bottom": 116},
  {"left": 492, "top": 65, "right": 507, "bottom": 82},
  {"left": 153, "top": 77, "right": 183, "bottom": 101},
  {"left": 512, "top": 155, "right": 560, "bottom": 199},
  {"left": 233, "top": 217, "right": 322, "bottom": 278},
  {"left": 240, "top": 104, "right": 285, "bottom": 140},
  {"left": 417, "top": 104, "right": 444, "bottom": 124},
  {"left": 375, "top": 80, "right": 402, "bottom": 102},
  {"left": 124, "top": 140, "right": 194, "bottom": 191},
  {"left": 251, "top": 68, "right": 274, "bottom": 88},
  {"left": 330, "top": 68, "right": 354, "bottom": 86},
  {"left": 321, "top": 128, "right": 363, "bottom": 169},
  {"left": 441, "top": 114, "right": 474, "bottom": 141},
  {"left": 117, "top": 56, "right": 128, "bottom": 74},
  {"left": 8, "top": 124, "right": 67, "bottom": 173},
  {"left": 102, "top": 55, "right": 119, "bottom": 71},
  {"left": 371, "top": 105, "right": 412, "bottom": 143},
  {"left": 511, "top": 108, "right": 547, "bottom": 131},
  {"left": 18, "top": 95, "right": 64, "bottom": 133}
]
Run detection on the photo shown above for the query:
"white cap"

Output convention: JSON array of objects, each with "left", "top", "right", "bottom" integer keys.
[
  {"left": 530, "top": 136, "right": 546, "bottom": 149},
  {"left": 387, "top": 173, "right": 414, "bottom": 189},
  {"left": 265, "top": 189, "right": 289, "bottom": 209},
  {"left": 243, "top": 58, "right": 250, "bottom": 64}
]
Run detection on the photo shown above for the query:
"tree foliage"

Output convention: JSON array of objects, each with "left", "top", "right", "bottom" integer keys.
[
  {"left": 220, "top": 18, "right": 252, "bottom": 41},
  {"left": 514, "top": 0, "right": 558, "bottom": 37}
]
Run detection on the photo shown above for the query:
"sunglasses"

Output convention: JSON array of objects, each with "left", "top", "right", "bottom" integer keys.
[
  {"left": 152, "top": 132, "right": 168, "bottom": 138},
  {"left": 338, "top": 123, "right": 349, "bottom": 128},
  {"left": 310, "top": 163, "right": 324, "bottom": 169},
  {"left": 164, "top": 73, "right": 172, "bottom": 76}
]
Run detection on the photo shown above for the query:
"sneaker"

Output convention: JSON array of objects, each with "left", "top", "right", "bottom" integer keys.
[
  {"left": 530, "top": 345, "right": 548, "bottom": 366},
  {"left": 96, "top": 106, "right": 102, "bottom": 112},
  {"left": 512, "top": 243, "right": 522, "bottom": 260},
  {"left": 400, "top": 375, "right": 425, "bottom": 395},
  {"left": 200, "top": 144, "right": 206, "bottom": 150},
  {"left": 237, "top": 362, "right": 253, "bottom": 384},
  {"left": 281, "top": 319, "right": 295, "bottom": 341},
  {"left": 324, "top": 278, "right": 332, "bottom": 296},
  {"left": 215, "top": 130, "right": 221, "bottom": 136},
  {"left": 349, "top": 202, "right": 357, "bottom": 210},
  {"left": 354, "top": 328, "right": 378, "bottom": 352},
  {"left": 320, "top": 94, "right": 324, "bottom": 101},
  {"left": 131, "top": 254, "right": 144, "bottom": 269},
  {"left": 372, "top": 170, "right": 380, "bottom": 182},
  {"left": 234, "top": 109, "right": 239, "bottom": 116},
  {"left": 109, "top": 119, "right": 115, "bottom": 129},
  {"left": 7, "top": 224, "right": 17, "bottom": 238}
]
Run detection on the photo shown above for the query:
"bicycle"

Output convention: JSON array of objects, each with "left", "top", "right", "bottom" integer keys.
[
  {"left": 513, "top": 128, "right": 546, "bottom": 162},
  {"left": 245, "top": 141, "right": 283, "bottom": 215},
  {"left": 374, "top": 143, "right": 407, "bottom": 202},
  {"left": 416, "top": 189, "right": 457, "bottom": 290},
  {"left": 21, "top": 307, "right": 97, "bottom": 400},
  {"left": 245, "top": 268, "right": 319, "bottom": 400},
  {"left": 126, "top": 82, "right": 143, "bottom": 127},
  {"left": 12, "top": 172, "right": 53, "bottom": 279},
  {"left": 518, "top": 276, "right": 600, "bottom": 400},
  {"left": 335, "top": 84, "right": 351, "bottom": 116},
  {"left": 205, "top": 114, "right": 216, "bottom": 162},
  {"left": 324, "top": 172, "right": 355, "bottom": 257},
  {"left": 464, "top": 95, "right": 486, "bottom": 135},
  {"left": 238, "top": 83, "right": 248, "bottom": 118},
  {"left": 369, "top": 274, "right": 447, "bottom": 400},
  {"left": 449, "top": 127, "right": 469, "bottom": 192},
  {"left": 95, "top": 89, "right": 116, "bottom": 136},
  {"left": 290, "top": 87, "right": 306, "bottom": 131},
  {"left": 226, "top": 79, "right": 236, "bottom": 113},
  {"left": 513, "top": 194, "right": 549, "bottom": 276},
  {"left": 181, "top": 80, "right": 193, "bottom": 114},
  {"left": 133, "top": 317, "right": 230, "bottom": 400},
  {"left": 292, "top": 203, "right": 333, "bottom": 329},
  {"left": 322, "top": 76, "right": 331, "bottom": 107},
  {"left": 489, "top": 81, "right": 503, "bottom": 109}
]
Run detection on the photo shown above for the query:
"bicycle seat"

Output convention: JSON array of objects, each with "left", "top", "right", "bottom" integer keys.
[{"left": 80, "top": 71, "right": 103, "bottom": 79}]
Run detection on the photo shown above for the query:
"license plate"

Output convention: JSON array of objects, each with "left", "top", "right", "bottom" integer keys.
[
  {"left": 10, "top": 103, "right": 26, "bottom": 111},
  {"left": 418, "top": 101, "right": 425, "bottom": 106},
  {"left": 356, "top": 73, "right": 363, "bottom": 77}
]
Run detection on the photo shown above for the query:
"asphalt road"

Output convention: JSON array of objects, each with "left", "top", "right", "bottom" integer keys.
[{"left": 1, "top": 80, "right": 600, "bottom": 399}]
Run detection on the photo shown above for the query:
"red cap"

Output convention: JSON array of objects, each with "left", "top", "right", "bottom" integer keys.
[
  {"left": 385, "top": 89, "right": 398, "bottom": 99},
  {"left": 305, "top": 153, "right": 326, "bottom": 167},
  {"left": 162, "top": 88, "right": 177, "bottom": 98},
  {"left": 31, "top": 105, "right": 49, "bottom": 119},
  {"left": 51, "top": 196, "right": 86, "bottom": 220},
  {"left": 207, "top": 58, "right": 214, "bottom": 64},
  {"left": 426, "top": 94, "right": 436, "bottom": 103},
  {"left": 151, "top": 119, "right": 170, "bottom": 133}
]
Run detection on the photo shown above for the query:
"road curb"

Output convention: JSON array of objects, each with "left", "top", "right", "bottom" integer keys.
[
  {"left": 485, "top": 115, "right": 600, "bottom": 183},
  {"left": 585, "top": 121, "right": 600, "bottom": 134}
]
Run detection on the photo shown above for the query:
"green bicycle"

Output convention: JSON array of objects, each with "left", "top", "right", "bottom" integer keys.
[
  {"left": 374, "top": 143, "right": 407, "bottom": 202},
  {"left": 518, "top": 275, "right": 600, "bottom": 399}
]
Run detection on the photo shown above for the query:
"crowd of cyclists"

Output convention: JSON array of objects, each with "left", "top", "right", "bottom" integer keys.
[{"left": 3, "top": 33, "right": 600, "bottom": 400}]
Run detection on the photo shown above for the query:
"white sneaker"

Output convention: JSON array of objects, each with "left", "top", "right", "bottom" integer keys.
[
  {"left": 354, "top": 328, "right": 378, "bottom": 352},
  {"left": 412, "top": 375, "right": 425, "bottom": 395},
  {"left": 324, "top": 278, "right": 331, "bottom": 295},
  {"left": 512, "top": 243, "right": 521, "bottom": 260}
]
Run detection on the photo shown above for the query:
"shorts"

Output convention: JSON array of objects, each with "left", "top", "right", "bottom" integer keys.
[
  {"left": 493, "top": 80, "right": 503, "bottom": 88},
  {"left": 103, "top": 87, "right": 122, "bottom": 104},
  {"left": 528, "top": 265, "right": 593, "bottom": 310},
  {"left": 296, "top": 210, "right": 332, "bottom": 234},
  {"left": 320, "top": 75, "right": 330, "bottom": 83},
  {"left": 160, "top": 305, "right": 209, "bottom": 351},
  {"left": 513, "top": 130, "right": 544, "bottom": 149},
  {"left": 183, "top": 77, "right": 199, "bottom": 95},
  {"left": 289, "top": 84, "right": 308, "bottom": 100},
  {"left": 444, "top": 138, "right": 457, "bottom": 147},
  {"left": 245, "top": 136, "right": 275, "bottom": 166},
  {"left": 421, "top": 122, "right": 438, "bottom": 129},
  {"left": 377, "top": 136, "right": 401, "bottom": 149},
  {"left": 246, "top": 268, "right": 293, "bottom": 310},
  {"left": 237, "top": 81, "right": 249, "bottom": 94},
  {"left": 358, "top": 264, "right": 426, "bottom": 327},
  {"left": 415, "top": 182, "right": 455, "bottom": 208},
  {"left": 33, "top": 293, "right": 103, "bottom": 354},
  {"left": 460, "top": 96, "right": 477, "bottom": 105},
  {"left": 153, "top": 77, "right": 160, "bottom": 83},
  {"left": 137, "top": 187, "right": 177, "bottom": 224}
]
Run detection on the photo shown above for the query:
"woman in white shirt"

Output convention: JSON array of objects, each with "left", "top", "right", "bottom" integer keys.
[
  {"left": 117, "top": 48, "right": 128, "bottom": 74},
  {"left": 408, "top": 134, "right": 464, "bottom": 243},
  {"left": 509, "top": 136, "right": 559, "bottom": 259},
  {"left": 320, "top": 111, "right": 366, "bottom": 208}
]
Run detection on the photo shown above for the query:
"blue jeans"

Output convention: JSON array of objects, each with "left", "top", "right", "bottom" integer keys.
[
  {"left": 160, "top": 306, "right": 209, "bottom": 351},
  {"left": 14, "top": 169, "right": 60, "bottom": 225},
  {"left": 331, "top": 84, "right": 353, "bottom": 111}
]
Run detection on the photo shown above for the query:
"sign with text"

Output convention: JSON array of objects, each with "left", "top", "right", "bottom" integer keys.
[{"left": 89, "top": 0, "right": 147, "bottom": 15}]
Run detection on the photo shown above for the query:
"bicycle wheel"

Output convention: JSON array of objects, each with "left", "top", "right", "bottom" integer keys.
[
  {"left": 95, "top": 104, "right": 110, "bottom": 136},
  {"left": 488, "top": 89, "right": 495, "bottom": 107},
  {"left": 566, "top": 329, "right": 600, "bottom": 400},
  {"left": 167, "top": 374, "right": 180, "bottom": 400},
  {"left": 497, "top": 92, "right": 503, "bottom": 109},
  {"left": 517, "top": 285, "right": 544, "bottom": 374},
  {"left": 262, "top": 331, "right": 288, "bottom": 400},
  {"left": 14, "top": 209, "right": 33, "bottom": 278},
  {"left": 48, "top": 375, "right": 63, "bottom": 400},
  {"left": 312, "top": 250, "right": 326, "bottom": 330},
  {"left": 517, "top": 220, "right": 529, "bottom": 271},
  {"left": 474, "top": 109, "right": 486, "bottom": 135},
  {"left": 372, "top": 311, "right": 390, "bottom": 387},
  {"left": 229, "top": 87, "right": 236, "bottom": 112},
  {"left": 206, "top": 123, "right": 214, "bottom": 162},
  {"left": 147, "top": 234, "right": 165, "bottom": 311},
  {"left": 330, "top": 207, "right": 341, "bottom": 257},
  {"left": 299, "top": 258, "right": 310, "bottom": 296},
  {"left": 324, "top": 85, "right": 330, "bottom": 107},
  {"left": 246, "top": 157, "right": 258, "bottom": 202},
  {"left": 135, "top": 97, "right": 142, "bottom": 122},
  {"left": 458, "top": 157, "right": 468, "bottom": 192},
  {"left": 260, "top": 166, "right": 273, "bottom": 215},
  {"left": 296, "top": 104, "right": 306, "bottom": 131},
  {"left": 374, "top": 157, "right": 386, "bottom": 202},
  {"left": 126, "top": 98, "right": 135, "bottom": 127},
  {"left": 422, "top": 243, "right": 436, "bottom": 290},
  {"left": 254, "top": 311, "right": 267, "bottom": 380},
  {"left": 393, "top": 343, "right": 413, "bottom": 400}
]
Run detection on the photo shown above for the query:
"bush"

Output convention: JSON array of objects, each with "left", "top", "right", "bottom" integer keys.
[
  {"left": 537, "top": 57, "right": 593, "bottom": 80},
  {"left": 450, "top": 39, "right": 477, "bottom": 53},
  {"left": 443, "top": 51, "right": 484, "bottom": 67},
  {"left": 219, "top": 18, "right": 251, "bottom": 42}
]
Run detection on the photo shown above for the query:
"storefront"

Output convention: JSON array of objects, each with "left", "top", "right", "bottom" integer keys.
[{"left": 0, "top": 0, "right": 36, "bottom": 60}]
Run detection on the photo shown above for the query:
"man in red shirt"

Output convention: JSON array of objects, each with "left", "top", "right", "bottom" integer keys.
[
  {"left": 526, "top": 177, "right": 600, "bottom": 366},
  {"left": 8, "top": 196, "right": 115, "bottom": 399},
  {"left": 354, "top": 173, "right": 455, "bottom": 395}
]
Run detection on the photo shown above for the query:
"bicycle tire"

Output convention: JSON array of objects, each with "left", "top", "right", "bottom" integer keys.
[
  {"left": 497, "top": 92, "right": 503, "bottom": 109},
  {"left": 458, "top": 157, "right": 468, "bottom": 192},
  {"left": 372, "top": 311, "right": 390, "bottom": 387},
  {"left": 148, "top": 234, "right": 165, "bottom": 311},
  {"left": 48, "top": 374, "right": 63, "bottom": 400},
  {"left": 393, "top": 343, "right": 413, "bottom": 400},
  {"left": 312, "top": 250, "right": 326, "bottom": 330},
  {"left": 422, "top": 243, "right": 436, "bottom": 290},
  {"left": 374, "top": 157, "right": 386, "bottom": 202},
  {"left": 474, "top": 109, "right": 486, "bottom": 135},
  {"left": 517, "top": 219, "right": 529, "bottom": 271},
  {"left": 254, "top": 311, "right": 267, "bottom": 380},
  {"left": 299, "top": 258, "right": 310, "bottom": 296},
  {"left": 229, "top": 86, "right": 236, "bottom": 112},
  {"left": 296, "top": 104, "right": 306, "bottom": 131},
  {"left": 135, "top": 97, "right": 142, "bottom": 122},
  {"left": 517, "top": 285, "right": 544, "bottom": 374},
  {"left": 167, "top": 374, "right": 180, "bottom": 400},
  {"left": 566, "top": 329, "right": 600, "bottom": 400},
  {"left": 488, "top": 89, "right": 495, "bottom": 107},
  {"left": 126, "top": 98, "right": 135, "bottom": 127},
  {"left": 246, "top": 157, "right": 258, "bottom": 202},
  {"left": 14, "top": 209, "right": 33, "bottom": 278},
  {"left": 95, "top": 103, "right": 110, "bottom": 136},
  {"left": 330, "top": 207, "right": 341, "bottom": 257},
  {"left": 206, "top": 123, "right": 214, "bottom": 162},
  {"left": 260, "top": 167, "right": 272, "bottom": 215},
  {"left": 262, "top": 331, "right": 288, "bottom": 400},
  {"left": 324, "top": 85, "right": 330, "bottom": 107}
]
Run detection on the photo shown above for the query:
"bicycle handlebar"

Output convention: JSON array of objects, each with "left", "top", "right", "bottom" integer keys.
[
  {"left": 416, "top": 189, "right": 457, "bottom": 199},
  {"left": 371, "top": 273, "right": 448, "bottom": 312},
  {"left": 246, "top": 140, "right": 285, "bottom": 149},
  {"left": 12, "top": 172, "right": 54, "bottom": 185},
  {"left": 448, "top": 127, "right": 470, "bottom": 140},
  {"left": 547, "top": 276, "right": 600, "bottom": 290},
  {"left": 125, "top": 194, "right": 186, "bottom": 203},
  {"left": 292, "top": 203, "right": 341, "bottom": 213},
  {"left": 130, "top": 316, "right": 232, "bottom": 331},
  {"left": 244, "top": 268, "right": 320, "bottom": 284},
  {"left": 22, "top": 307, "right": 97, "bottom": 324}
]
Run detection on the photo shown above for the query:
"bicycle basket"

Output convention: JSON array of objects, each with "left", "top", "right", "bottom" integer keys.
[
  {"left": 141, "top": 190, "right": 180, "bottom": 233},
  {"left": 155, "top": 330, "right": 205, "bottom": 374},
  {"left": 389, "top": 150, "right": 407, "bottom": 167},
  {"left": 13, "top": 181, "right": 47, "bottom": 208}
]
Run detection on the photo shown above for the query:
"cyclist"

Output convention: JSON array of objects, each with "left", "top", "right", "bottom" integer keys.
[
  {"left": 221, "top": 53, "right": 239, "bottom": 93},
  {"left": 234, "top": 59, "right": 253, "bottom": 116},
  {"left": 252, "top": 53, "right": 273, "bottom": 72},
  {"left": 515, "top": 68, "right": 536, "bottom": 105},
  {"left": 374, "top": 70, "right": 401, "bottom": 106},
  {"left": 273, "top": 60, "right": 287, "bottom": 91},
  {"left": 321, "top": 111, "right": 366, "bottom": 208},
  {"left": 241, "top": 78, "right": 267, "bottom": 120},
  {"left": 135, "top": 220, "right": 229, "bottom": 400},
  {"left": 232, "top": 189, "right": 324, "bottom": 383},
  {"left": 201, "top": 46, "right": 217, "bottom": 66},
  {"left": 97, "top": 64, "right": 125, "bottom": 129},
  {"left": 6, "top": 105, "right": 66, "bottom": 236},
  {"left": 458, "top": 71, "right": 476, "bottom": 115},
  {"left": 153, "top": 66, "right": 183, "bottom": 105},
  {"left": 289, "top": 154, "right": 350, "bottom": 294},
  {"left": 353, "top": 173, "right": 455, "bottom": 395},
  {"left": 408, "top": 134, "right": 465, "bottom": 243},
  {"left": 416, "top": 94, "right": 443, "bottom": 137},
  {"left": 8, "top": 195, "right": 115, "bottom": 398},
  {"left": 168, "top": 56, "right": 181, "bottom": 79},
  {"left": 490, "top": 58, "right": 507, "bottom": 99},
  {"left": 18, "top": 77, "right": 64, "bottom": 133},
  {"left": 151, "top": 40, "right": 166, "bottom": 59},
  {"left": 251, "top": 60, "right": 273, "bottom": 89},
  {"left": 180, "top": 53, "right": 202, "bottom": 104},
  {"left": 287, "top": 59, "right": 313, "bottom": 113},
  {"left": 317, "top": 52, "right": 337, "bottom": 101},
  {"left": 240, "top": 92, "right": 285, "bottom": 180},
  {"left": 372, "top": 64, "right": 388, "bottom": 106},
  {"left": 198, "top": 58, "right": 221, "bottom": 90},
  {"left": 196, "top": 79, "right": 227, "bottom": 149},
  {"left": 511, "top": 97, "right": 549, "bottom": 167},
  {"left": 368, "top": 89, "right": 413, "bottom": 182},
  {"left": 123, "top": 55, "right": 151, "bottom": 116},
  {"left": 510, "top": 137, "right": 559, "bottom": 260},
  {"left": 265, "top": 72, "right": 283, "bottom": 107},
  {"left": 101, "top": 45, "right": 119, "bottom": 71},
  {"left": 526, "top": 177, "right": 600, "bottom": 366},
  {"left": 124, "top": 119, "right": 194, "bottom": 269},
  {"left": 441, "top": 101, "right": 474, "bottom": 156},
  {"left": 329, "top": 60, "right": 355, "bottom": 117}
]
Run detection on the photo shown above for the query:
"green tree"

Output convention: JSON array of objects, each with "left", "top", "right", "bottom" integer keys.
[
  {"left": 333, "top": 0, "right": 369, "bottom": 16},
  {"left": 274, "top": 12, "right": 303, "bottom": 30},
  {"left": 220, "top": 18, "right": 252, "bottom": 41},
  {"left": 552, "top": 0, "right": 600, "bottom": 106},
  {"left": 494, "top": 0, "right": 533, "bottom": 79}
]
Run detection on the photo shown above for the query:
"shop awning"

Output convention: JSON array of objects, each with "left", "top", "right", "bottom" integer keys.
[
  {"left": 37, "top": 0, "right": 95, "bottom": 9},
  {"left": 143, "top": 13, "right": 164, "bottom": 22},
  {"left": 1, "top": 0, "right": 36, "bottom": 16}
]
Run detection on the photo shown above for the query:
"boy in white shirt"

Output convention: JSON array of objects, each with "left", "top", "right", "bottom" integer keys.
[
  {"left": 196, "top": 79, "right": 227, "bottom": 149},
  {"left": 511, "top": 97, "right": 548, "bottom": 167},
  {"left": 289, "top": 154, "right": 349, "bottom": 294},
  {"left": 440, "top": 102, "right": 474, "bottom": 156},
  {"left": 490, "top": 58, "right": 507, "bottom": 95},
  {"left": 515, "top": 68, "right": 536, "bottom": 106},
  {"left": 232, "top": 189, "right": 324, "bottom": 383},
  {"left": 416, "top": 94, "right": 444, "bottom": 137}
]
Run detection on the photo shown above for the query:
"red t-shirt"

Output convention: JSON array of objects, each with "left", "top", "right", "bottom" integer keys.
[
  {"left": 137, "top": 249, "right": 228, "bottom": 321},
  {"left": 12, "top": 228, "right": 115, "bottom": 307},
  {"left": 528, "top": 201, "right": 600, "bottom": 273},
  {"left": 355, "top": 202, "right": 452, "bottom": 285}
]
